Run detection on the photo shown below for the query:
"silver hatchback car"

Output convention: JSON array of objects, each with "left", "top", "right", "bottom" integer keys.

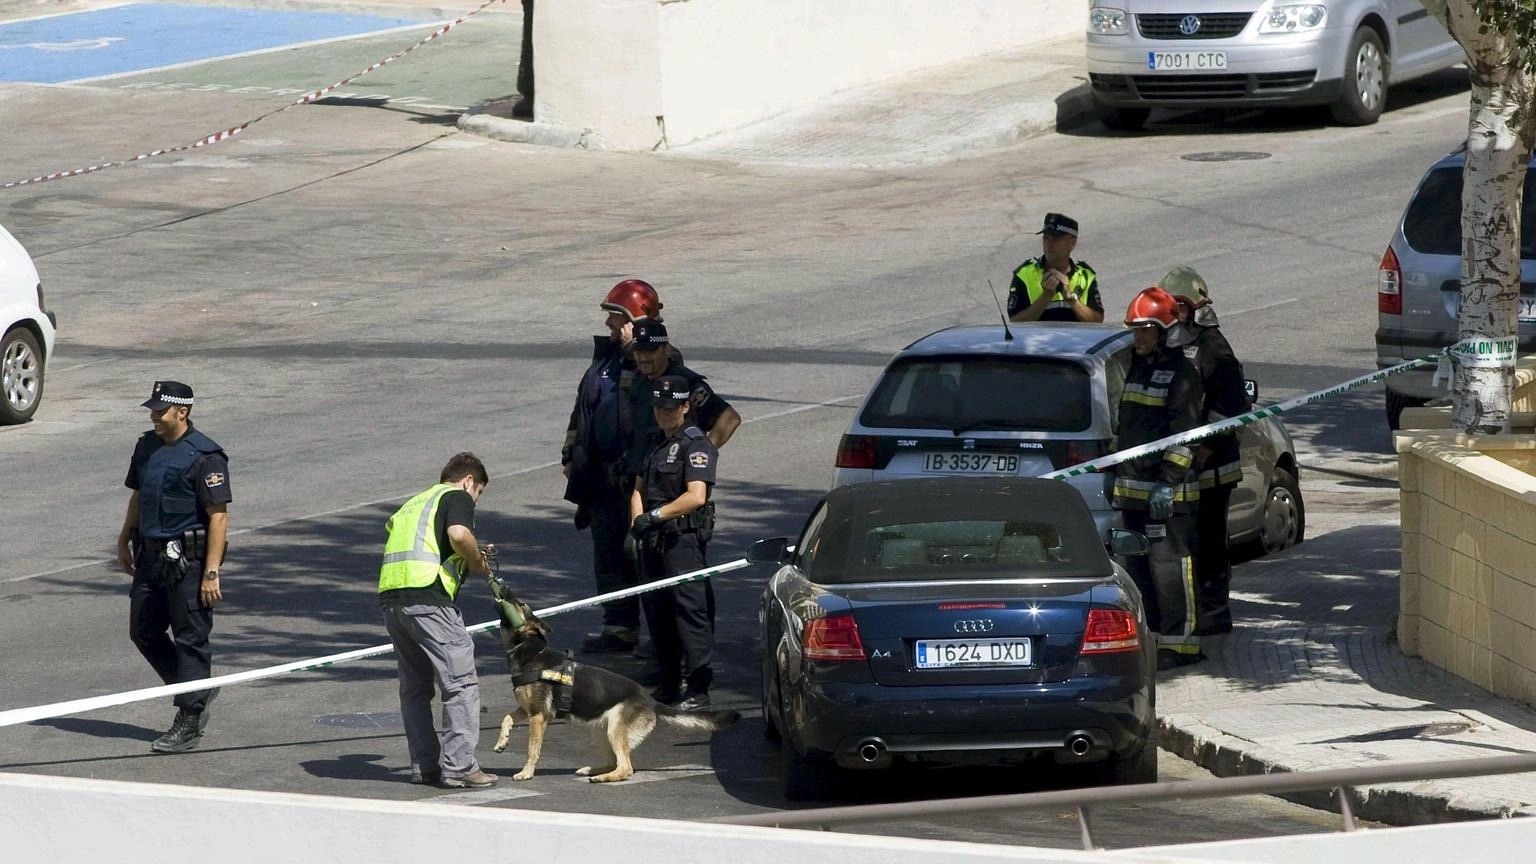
[
  {"left": 830, "top": 323, "right": 1304, "bottom": 555},
  {"left": 1085, "top": 0, "right": 1464, "bottom": 130},
  {"left": 1375, "top": 149, "right": 1536, "bottom": 429}
]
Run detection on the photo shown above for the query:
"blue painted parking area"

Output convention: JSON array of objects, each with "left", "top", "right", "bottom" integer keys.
[{"left": 0, "top": 3, "right": 430, "bottom": 84}]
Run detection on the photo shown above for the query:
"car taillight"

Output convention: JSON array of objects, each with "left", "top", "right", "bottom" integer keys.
[
  {"left": 1067, "top": 440, "right": 1107, "bottom": 467},
  {"left": 1080, "top": 609, "right": 1139, "bottom": 654},
  {"left": 803, "top": 614, "right": 866, "bottom": 661},
  {"left": 1378, "top": 246, "right": 1402, "bottom": 315},
  {"left": 834, "top": 434, "right": 878, "bottom": 469}
]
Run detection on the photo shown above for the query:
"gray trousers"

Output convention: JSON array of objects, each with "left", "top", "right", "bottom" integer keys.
[{"left": 381, "top": 603, "right": 483, "bottom": 778}]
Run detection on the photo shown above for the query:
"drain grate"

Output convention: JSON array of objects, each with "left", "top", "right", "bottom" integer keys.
[{"left": 1181, "top": 151, "right": 1272, "bottom": 162}]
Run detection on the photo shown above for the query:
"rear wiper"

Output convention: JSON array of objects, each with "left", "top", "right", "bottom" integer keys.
[{"left": 951, "top": 417, "right": 1034, "bottom": 435}]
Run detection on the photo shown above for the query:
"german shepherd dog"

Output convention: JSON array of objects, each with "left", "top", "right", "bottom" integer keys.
[{"left": 491, "top": 604, "right": 740, "bottom": 783}]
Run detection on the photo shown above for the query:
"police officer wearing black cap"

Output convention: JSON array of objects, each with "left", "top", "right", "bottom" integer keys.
[
  {"left": 115, "top": 381, "right": 231, "bottom": 753},
  {"left": 1008, "top": 212, "right": 1105, "bottom": 323},
  {"left": 629, "top": 374, "right": 719, "bottom": 710}
]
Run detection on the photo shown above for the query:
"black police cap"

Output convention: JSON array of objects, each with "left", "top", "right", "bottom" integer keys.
[
  {"left": 651, "top": 374, "right": 692, "bottom": 406},
  {"left": 633, "top": 321, "right": 670, "bottom": 351},
  {"left": 141, "top": 380, "right": 194, "bottom": 410},
  {"left": 1035, "top": 212, "right": 1079, "bottom": 238}
]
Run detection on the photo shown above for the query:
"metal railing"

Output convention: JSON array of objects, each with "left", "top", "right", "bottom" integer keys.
[{"left": 710, "top": 753, "right": 1536, "bottom": 850}]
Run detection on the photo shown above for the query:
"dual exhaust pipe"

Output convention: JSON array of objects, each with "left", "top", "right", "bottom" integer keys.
[{"left": 851, "top": 733, "right": 1094, "bottom": 764}]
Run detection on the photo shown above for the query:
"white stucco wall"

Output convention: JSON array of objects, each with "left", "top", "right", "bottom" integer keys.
[{"left": 536, "top": 0, "right": 1087, "bottom": 149}]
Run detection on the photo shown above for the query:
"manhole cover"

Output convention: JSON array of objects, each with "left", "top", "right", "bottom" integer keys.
[
  {"left": 315, "top": 712, "right": 402, "bottom": 729},
  {"left": 1181, "top": 151, "right": 1272, "bottom": 162}
]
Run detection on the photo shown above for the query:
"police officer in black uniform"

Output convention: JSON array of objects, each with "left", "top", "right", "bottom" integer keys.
[
  {"left": 114, "top": 381, "right": 231, "bottom": 753},
  {"left": 625, "top": 321, "right": 740, "bottom": 478},
  {"left": 629, "top": 374, "right": 719, "bottom": 710}
]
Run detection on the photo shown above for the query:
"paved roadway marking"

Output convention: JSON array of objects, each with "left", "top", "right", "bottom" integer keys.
[{"left": 0, "top": 3, "right": 430, "bottom": 84}]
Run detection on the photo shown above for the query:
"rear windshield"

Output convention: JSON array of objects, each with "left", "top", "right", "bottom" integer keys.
[
  {"left": 860, "top": 356, "right": 1092, "bottom": 433},
  {"left": 808, "top": 494, "right": 1111, "bottom": 585},
  {"left": 1403, "top": 165, "right": 1536, "bottom": 258}
]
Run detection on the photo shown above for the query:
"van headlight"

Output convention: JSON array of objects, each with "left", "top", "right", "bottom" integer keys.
[
  {"left": 1259, "top": 4, "right": 1327, "bottom": 33},
  {"left": 1089, "top": 7, "right": 1129, "bottom": 35}
]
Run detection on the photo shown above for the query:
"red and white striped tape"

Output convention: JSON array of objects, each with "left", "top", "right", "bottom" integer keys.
[{"left": 2, "top": 0, "right": 506, "bottom": 190}]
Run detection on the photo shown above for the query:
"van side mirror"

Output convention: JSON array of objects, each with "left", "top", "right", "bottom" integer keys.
[
  {"left": 1107, "top": 529, "right": 1150, "bottom": 557},
  {"left": 1244, "top": 379, "right": 1258, "bottom": 404},
  {"left": 747, "top": 537, "right": 793, "bottom": 565}
]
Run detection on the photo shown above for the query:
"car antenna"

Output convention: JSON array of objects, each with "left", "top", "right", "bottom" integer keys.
[{"left": 988, "top": 278, "right": 1014, "bottom": 341}]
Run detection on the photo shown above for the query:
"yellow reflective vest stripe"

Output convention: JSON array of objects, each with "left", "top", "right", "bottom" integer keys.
[{"left": 379, "top": 483, "right": 465, "bottom": 600}]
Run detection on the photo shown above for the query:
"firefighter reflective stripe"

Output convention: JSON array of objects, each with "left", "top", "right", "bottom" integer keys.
[
  {"left": 1113, "top": 476, "right": 1200, "bottom": 503},
  {"left": 1122, "top": 383, "right": 1168, "bottom": 407},
  {"left": 379, "top": 484, "right": 464, "bottom": 600},
  {"left": 1164, "top": 445, "right": 1194, "bottom": 469},
  {"left": 1157, "top": 555, "right": 1202, "bottom": 655}
]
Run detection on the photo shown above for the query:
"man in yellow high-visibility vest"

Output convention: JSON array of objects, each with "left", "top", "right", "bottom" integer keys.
[
  {"left": 380, "top": 452, "right": 497, "bottom": 789},
  {"left": 1008, "top": 212, "right": 1105, "bottom": 323}
]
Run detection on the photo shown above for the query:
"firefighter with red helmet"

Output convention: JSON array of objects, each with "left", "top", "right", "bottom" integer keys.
[
  {"left": 562, "top": 279, "right": 664, "bottom": 655},
  {"left": 1112, "top": 286, "right": 1206, "bottom": 669},
  {"left": 1161, "top": 266, "right": 1249, "bottom": 635}
]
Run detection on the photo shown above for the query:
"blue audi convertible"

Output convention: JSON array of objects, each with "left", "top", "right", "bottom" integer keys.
[{"left": 749, "top": 476, "right": 1157, "bottom": 801}]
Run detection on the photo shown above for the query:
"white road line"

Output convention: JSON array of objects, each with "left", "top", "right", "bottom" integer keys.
[
  {"left": 62, "top": 21, "right": 447, "bottom": 85},
  {"left": 1225, "top": 296, "right": 1300, "bottom": 317},
  {"left": 586, "top": 764, "right": 716, "bottom": 786},
  {"left": 0, "top": 2, "right": 134, "bottom": 27},
  {"left": 4, "top": 394, "right": 862, "bottom": 584}
]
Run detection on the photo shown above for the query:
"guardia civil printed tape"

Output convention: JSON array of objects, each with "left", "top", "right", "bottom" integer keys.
[
  {"left": 0, "top": 558, "right": 749, "bottom": 728},
  {"left": 1, "top": 0, "right": 505, "bottom": 190}
]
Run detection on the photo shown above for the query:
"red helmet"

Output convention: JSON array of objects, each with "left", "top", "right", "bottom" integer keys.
[
  {"left": 1124, "top": 286, "right": 1179, "bottom": 329},
  {"left": 600, "top": 279, "right": 663, "bottom": 323}
]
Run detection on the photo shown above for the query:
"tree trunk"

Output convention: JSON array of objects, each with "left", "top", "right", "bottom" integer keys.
[{"left": 1423, "top": 0, "right": 1536, "bottom": 433}]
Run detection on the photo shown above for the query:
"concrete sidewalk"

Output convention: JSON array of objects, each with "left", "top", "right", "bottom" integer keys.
[
  {"left": 462, "top": 36, "right": 1096, "bottom": 167},
  {"left": 1159, "top": 512, "right": 1536, "bottom": 824}
]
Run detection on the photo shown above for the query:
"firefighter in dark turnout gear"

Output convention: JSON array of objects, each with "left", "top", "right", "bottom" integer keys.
[
  {"left": 1008, "top": 212, "right": 1105, "bottom": 323},
  {"left": 1162, "top": 266, "right": 1250, "bottom": 636},
  {"left": 1111, "top": 289, "right": 1206, "bottom": 670},
  {"left": 630, "top": 374, "right": 719, "bottom": 711},
  {"left": 115, "top": 381, "right": 230, "bottom": 753},
  {"left": 562, "top": 280, "right": 664, "bottom": 655}
]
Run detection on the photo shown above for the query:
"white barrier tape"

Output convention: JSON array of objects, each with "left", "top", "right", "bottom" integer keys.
[
  {"left": 1, "top": 0, "right": 504, "bottom": 190},
  {"left": 1042, "top": 351, "right": 1443, "bottom": 481},
  {"left": 0, "top": 556, "right": 749, "bottom": 728},
  {"left": 1448, "top": 335, "right": 1518, "bottom": 369}
]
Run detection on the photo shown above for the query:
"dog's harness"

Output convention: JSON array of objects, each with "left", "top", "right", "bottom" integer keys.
[
  {"left": 490, "top": 571, "right": 578, "bottom": 719},
  {"left": 509, "top": 643, "right": 577, "bottom": 719}
]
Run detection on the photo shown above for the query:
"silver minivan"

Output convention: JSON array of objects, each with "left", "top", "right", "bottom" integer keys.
[
  {"left": 1375, "top": 149, "right": 1536, "bottom": 429},
  {"left": 831, "top": 323, "right": 1305, "bottom": 555},
  {"left": 1085, "top": 0, "right": 1464, "bottom": 130}
]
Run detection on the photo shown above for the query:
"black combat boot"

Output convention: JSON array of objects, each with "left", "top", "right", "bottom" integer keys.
[{"left": 151, "top": 709, "right": 203, "bottom": 754}]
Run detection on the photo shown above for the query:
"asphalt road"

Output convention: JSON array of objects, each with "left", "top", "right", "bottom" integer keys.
[{"left": 0, "top": 3, "right": 1455, "bottom": 849}]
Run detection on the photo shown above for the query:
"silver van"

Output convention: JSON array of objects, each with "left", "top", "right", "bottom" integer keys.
[
  {"left": 830, "top": 323, "right": 1305, "bottom": 555},
  {"left": 1085, "top": 0, "right": 1464, "bottom": 130},
  {"left": 1375, "top": 149, "right": 1536, "bottom": 429}
]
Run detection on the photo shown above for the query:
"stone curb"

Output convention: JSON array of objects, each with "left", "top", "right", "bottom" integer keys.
[
  {"left": 456, "top": 112, "right": 604, "bottom": 150},
  {"left": 1158, "top": 714, "right": 1536, "bottom": 825},
  {"left": 458, "top": 84, "right": 1098, "bottom": 160}
]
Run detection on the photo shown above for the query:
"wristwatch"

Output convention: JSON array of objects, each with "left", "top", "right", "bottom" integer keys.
[{"left": 203, "top": 570, "right": 220, "bottom": 580}]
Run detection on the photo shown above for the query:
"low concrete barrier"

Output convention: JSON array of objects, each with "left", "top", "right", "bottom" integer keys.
[
  {"left": 1397, "top": 418, "right": 1536, "bottom": 708},
  {"left": 536, "top": 0, "right": 1087, "bottom": 149},
  {"left": 0, "top": 771, "right": 1172, "bottom": 864}
]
